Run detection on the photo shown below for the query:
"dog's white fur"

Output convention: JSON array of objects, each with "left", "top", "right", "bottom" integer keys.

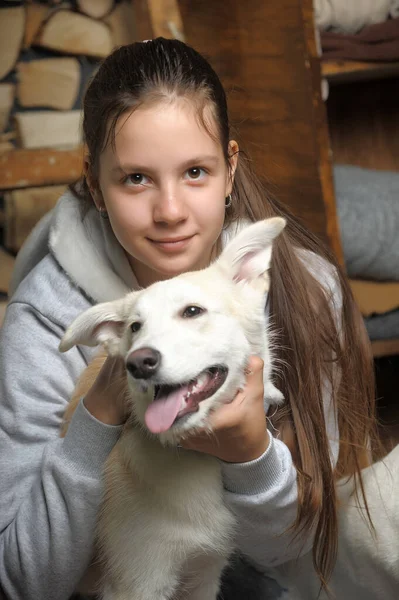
[
  {"left": 60, "top": 218, "right": 285, "bottom": 600},
  {"left": 273, "top": 443, "right": 399, "bottom": 599}
]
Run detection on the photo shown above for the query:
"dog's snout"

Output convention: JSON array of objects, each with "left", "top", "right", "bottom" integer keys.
[{"left": 126, "top": 348, "right": 161, "bottom": 380}]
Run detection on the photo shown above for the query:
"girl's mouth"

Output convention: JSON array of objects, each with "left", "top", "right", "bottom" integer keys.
[{"left": 148, "top": 235, "right": 195, "bottom": 252}]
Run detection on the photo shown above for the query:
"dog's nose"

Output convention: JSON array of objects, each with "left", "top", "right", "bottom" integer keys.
[{"left": 126, "top": 348, "right": 161, "bottom": 380}]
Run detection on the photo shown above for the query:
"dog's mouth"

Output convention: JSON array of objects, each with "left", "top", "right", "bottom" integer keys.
[{"left": 144, "top": 366, "right": 228, "bottom": 434}]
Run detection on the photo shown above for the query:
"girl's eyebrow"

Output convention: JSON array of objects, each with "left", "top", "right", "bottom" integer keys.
[
  {"left": 178, "top": 155, "right": 220, "bottom": 170},
  {"left": 112, "top": 155, "right": 220, "bottom": 174}
]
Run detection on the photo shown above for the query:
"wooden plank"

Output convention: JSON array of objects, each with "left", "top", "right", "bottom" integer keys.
[
  {"left": 17, "top": 58, "right": 80, "bottom": 110},
  {"left": 0, "top": 141, "right": 14, "bottom": 152},
  {"left": 0, "top": 247, "right": 15, "bottom": 295},
  {"left": 371, "top": 338, "right": 399, "bottom": 358},
  {"left": 180, "top": 0, "right": 342, "bottom": 255},
  {"left": 147, "top": 0, "right": 185, "bottom": 40},
  {"left": 0, "top": 301, "right": 8, "bottom": 328},
  {"left": 327, "top": 78, "right": 399, "bottom": 172},
  {"left": 0, "top": 83, "right": 15, "bottom": 132},
  {"left": 322, "top": 60, "right": 399, "bottom": 84},
  {"left": 131, "top": 0, "right": 153, "bottom": 40},
  {"left": 4, "top": 185, "right": 66, "bottom": 251},
  {"left": 0, "top": 6, "right": 25, "bottom": 79},
  {"left": 350, "top": 279, "right": 399, "bottom": 318},
  {"left": 301, "top": 0, "right": 343, "bottom": 264},
  {"left": 133, "top": 0, "right": 184, "bottom": 41},
  {"left": 14, "top": 110, "right": 82, "bottom": 149},
  {"left": 0, "top": 147, "right": 83, "bottom": 190},
  {"left": 24, "top": 2, "right": 48, "bottom": 48},
  {"left": 105, "top": 1, "right": 137, "bottom": 47},
  {"left": 36, "top": 9, "right": 113, "bottom": 57},
  {"left": 77, "top": 0, "right": 114, "bottom": 19}
]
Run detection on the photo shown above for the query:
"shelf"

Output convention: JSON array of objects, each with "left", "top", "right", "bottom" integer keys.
[
  {"left": 0, "top": 147, "right": 84, "bottom": 190},
  {"left": 322, "top": 60, "right": 399, "bottom": 84},
  {"left": 371, "top": 338, "right": 399, "bottom": 358},
  {"left": 350, "top": 280, "right": 399, "bottom": 318},
  {"left": 350, "top": 279, "right": 399, "bottom": 358}
]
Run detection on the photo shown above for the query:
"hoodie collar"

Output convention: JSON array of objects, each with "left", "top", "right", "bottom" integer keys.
[{"left": 50, "top": 191, "right": 138, "bottom": 303}]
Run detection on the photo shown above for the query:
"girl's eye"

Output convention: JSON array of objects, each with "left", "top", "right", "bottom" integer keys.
[
  {"left": 186, "top": 167, "right": 206, "bottom": 181},
  {"left": 130, "top": 322, "right": 142, "bottom": 333},
  {"left": 181, "top": 305, "right": 206, "bottom": 318},
  {"left": 124, "top": 173, "right": 149, "bottom": 186}
]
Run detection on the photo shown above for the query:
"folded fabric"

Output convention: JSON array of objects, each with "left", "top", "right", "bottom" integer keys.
[
  {"left": 314, "top": 0, "right": 391, "bottom": 34},
  {"left": 391, "top": 0, "right": 399, "bottom": 19},
  {"left": 334, "top": 165, "right": 399, "bottom": 282},
  {"left": 321, "top": 17, "right": 399, "bottom": 61},
  {"left": 365, "top": 308, "right": 399, "bottom": 340}
]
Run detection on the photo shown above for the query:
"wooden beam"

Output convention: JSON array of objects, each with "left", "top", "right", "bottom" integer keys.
[
  {"left": 350, "top": 279, "right": 399, "bottom": 318},
  {"left": 301, "top": 0, "right": 344, "bottom": 265},
  {"left": 371, "top": 338, "right": 399, "bottom": 359},
  {"left": 133, "top": 0, "right": 184, "bottom": 41},
  {"left": 0, "top": 147, "right": 84, "bottom": 190},
  {"left": 180, "top": 0, "right": 342, "bottom": 257},
  {"left": 0, "top": 6, "right": 25, "bottom": 80},
  {"left": 0, "top": 247, "right": 15, "bottom": 295},
  {"left": 14, "top": 110, "right": 82, "bottom": 150},
  {"left": 17, "top": 58, "right": 80, "bottom": 111},
  {"left": 105, "top": 1, "right": 137, "bottom": 47},
  {"left": 35, "top": 9, "right": 113, "bottom": 58},
  {"left": 4, "top": 185, "right": 66, "bottom": 251},
  {"left": 147, "top": 0, "right": 185, "bottom": 40},
  {"left": 322, "top": 60, "right": 399, "bottom": 84}
]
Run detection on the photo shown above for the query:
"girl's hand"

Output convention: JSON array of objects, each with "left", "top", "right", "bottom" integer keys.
[
  {"left": 84, "top": 355, "right": 129, "bottom": 425},
  {"left": 181, "top": 356, "right": 269, "bottom": 463}
]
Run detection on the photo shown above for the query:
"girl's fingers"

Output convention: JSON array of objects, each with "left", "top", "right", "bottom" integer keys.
[
  {"left": 245, "top": 355, "right": 264, "bottom": 377},
  {"left": 199, "top": 356, "right": 265, "bottom": 430}
]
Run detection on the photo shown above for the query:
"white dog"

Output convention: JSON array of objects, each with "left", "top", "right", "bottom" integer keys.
[{"left": 60, "top": 217, "right": 286, "bottom": 600}]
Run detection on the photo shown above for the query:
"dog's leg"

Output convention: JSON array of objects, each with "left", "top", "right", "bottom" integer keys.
[
  {"left": 180, "top": 555, "right": 228, "bottom": 600},
  {"left": 101, "top": 569, "right": 180, "bottom": 600}
]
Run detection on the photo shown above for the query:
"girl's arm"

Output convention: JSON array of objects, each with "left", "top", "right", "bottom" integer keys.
[
  {"left": 0, "top": 302, "right": 122, "bottom": 600},
  {"left": 221, "top": 271, "right": 341, "bottom": 569},
  {"left": 184, "top": 364, "right": 339, "bottom": 569}
]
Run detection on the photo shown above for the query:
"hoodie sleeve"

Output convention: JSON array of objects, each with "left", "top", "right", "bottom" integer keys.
[
  {"left": 221, "top": 382, "right": 339, "bottom": 570},
  {"left": 0, "top": 301, "right": 122, "bottom": 600}
]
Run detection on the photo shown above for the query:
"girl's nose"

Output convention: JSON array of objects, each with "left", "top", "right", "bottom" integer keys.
[{"left": 153, "top": 186, "right": 189, "bottom": 225}]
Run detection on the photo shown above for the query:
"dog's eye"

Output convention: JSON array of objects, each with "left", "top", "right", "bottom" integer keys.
[
  {"left": 181, "top": 306, "right": 206, "bottom": 318},
  {"left": 130, "top": 322, "right": 142, "bottom": 333}
]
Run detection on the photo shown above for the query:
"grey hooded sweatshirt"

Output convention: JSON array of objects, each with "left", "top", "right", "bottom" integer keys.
[{"left": 0, "top": 191, "right": 340, "bottom": 600}]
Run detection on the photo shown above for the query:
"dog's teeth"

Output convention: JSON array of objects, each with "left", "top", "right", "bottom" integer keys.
[{"left": 193, "top": 374, "right": 207, "bottom": 391}]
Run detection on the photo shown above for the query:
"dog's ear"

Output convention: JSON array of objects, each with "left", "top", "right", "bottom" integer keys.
[
  {"left": 59, "top": 293, "right": 137, "bottom": 354},
  {"left": 218, "top": 217, "right": 286, "bottom": 284}
]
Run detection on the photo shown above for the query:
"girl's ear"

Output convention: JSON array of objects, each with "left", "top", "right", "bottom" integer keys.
[
  {"left": 217, "top": 217, "right": 286, "bottom": 286},
  {"left": 83, "top": 156, "right": 104, "bottom": 211},
  {"left": 226, "top": 140, "right": 239, "bottom": 195}
]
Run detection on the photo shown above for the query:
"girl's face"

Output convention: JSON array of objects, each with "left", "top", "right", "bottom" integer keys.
[{"left": 95, "top": 101, "right": 238, "bottom": 288}]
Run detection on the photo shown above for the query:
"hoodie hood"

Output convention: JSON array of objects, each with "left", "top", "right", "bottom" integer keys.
[{"left": 49, "top": 191, "right": 138, "bottom": 302}]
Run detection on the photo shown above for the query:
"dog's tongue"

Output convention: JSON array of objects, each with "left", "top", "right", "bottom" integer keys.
[{"left": 144, "top": 385, "right": 190, "bottom": 433}]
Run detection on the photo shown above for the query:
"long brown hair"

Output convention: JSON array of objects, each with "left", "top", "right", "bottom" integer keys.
[{"left": 73, "top": 38, "right": 378, "bottom": 587}]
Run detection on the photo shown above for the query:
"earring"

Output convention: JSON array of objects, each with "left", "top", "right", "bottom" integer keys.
[
  {"left": 99, "top": 208, "right": 109, "bottom": 220},
  {"left": 225, "top": 194, "right": 232, "bottom": 208}
]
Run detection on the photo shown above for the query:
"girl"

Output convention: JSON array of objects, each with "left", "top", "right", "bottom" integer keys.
[{"left": 0, "top": 38, "right": 377, "bottom": 600}]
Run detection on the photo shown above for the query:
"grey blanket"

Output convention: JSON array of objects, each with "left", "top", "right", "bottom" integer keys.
[{"left": 334, "top": 165, "right": 399, "bottom": 282}]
